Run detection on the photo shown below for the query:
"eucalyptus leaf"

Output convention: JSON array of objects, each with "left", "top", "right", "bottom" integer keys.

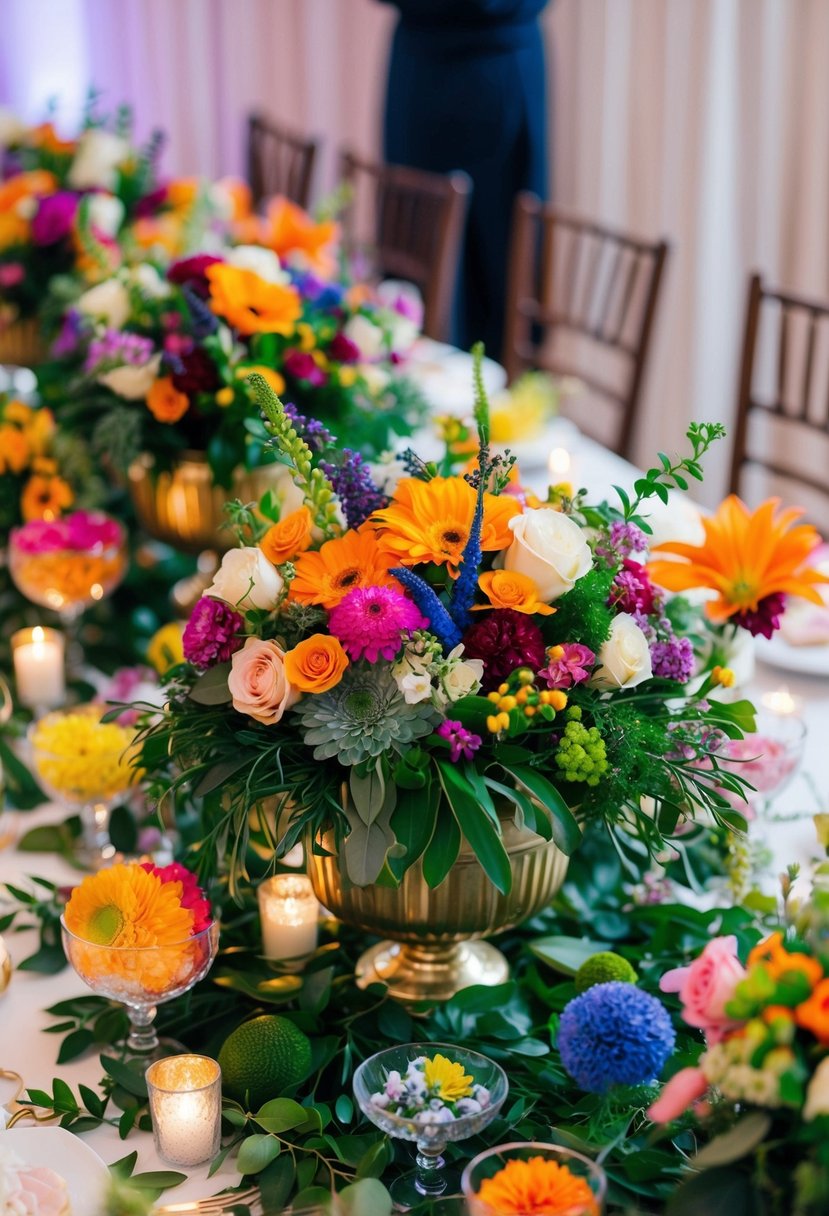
[
  {"left": 691, "top": 1112, "right": 772, "bottom": 1168},
  {"left": 189, "top": 663, "right": 233, "bottom": 705},
  {"left": 236, "top": 1133, "right": 281, "bottom": 1176},
  {"left": 529, "top": 935, "right": 610, "bottom": 976},
  {"left": 253, "top": 1097, "right": 308, "bottom": 1134}
]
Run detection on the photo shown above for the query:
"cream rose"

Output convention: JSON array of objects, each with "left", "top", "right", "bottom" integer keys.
[
  {"left": 68, "top": 129, "right": 129, "bottom": 190},
  {"left": 206, "top": 547, "right": 284, "bottom": 612},
  {"left": 500, "top": 508, "right": 591, "bottom": 602},
  {"left": 592, "top": 613, "right": 653, "bottom": 689},
  {"left": 86, "top": 193, "right": 125, "bottom": 238},
  {"left": 804, "top": 1057, "right": 829, "bottom": 1121},
  {"left": 228, "top": 638, "right": 299, "bottom": 725},
  {"left": 77, "top": 278, "right": 131, "bottom": 329},
  {"left": 345, "top": 314, "right": 386, "bottom": 361},
  {"left": 97, "top": 353, "right": 162, "bottom": 400},
  {"left": 226, "top": 245, "right": 288, "bottom": 284},
  {"left": 129, "top": 262, "right": 170, "bottom": 299}
]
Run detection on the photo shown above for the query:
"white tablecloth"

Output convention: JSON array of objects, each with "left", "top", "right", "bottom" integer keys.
[{"left": 2, "top": 428, "right": 827, "bottom": 1201}]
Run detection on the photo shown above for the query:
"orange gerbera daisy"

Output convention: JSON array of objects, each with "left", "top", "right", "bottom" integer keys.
[
  {"left": 64, "top": 863, "right": 194, "bottom": 950},
  {"left": 261, "top": 196, "right": 339, "bottom": 275},
  {"left": 289, "top": 527, "right": 397, "bottom": 609},
  {"left": 20, "top": 473, "right": 73, "bottom": 521},
  {"left": 648, "top": 496, "right": 829, "bottom": 631},
  {"left": 372, "top": 477, "right": 520, "bottom": 577},
  {"left": 476, "top": 1157, "right": 600, "bottom": 1216},
  {"left": 206, "top": 263, "right": 302, "bottom": 336}
]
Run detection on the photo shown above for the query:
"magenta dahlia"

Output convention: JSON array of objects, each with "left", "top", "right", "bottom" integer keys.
[
  {"left": 461, "top": 609, "right": 547, "bottom": 691},
  {"left": 183, "top": 596, "right": 244, "bottom": 668},
  {"left": 328, "top": 585, "right": 428, "bottom": 662}
]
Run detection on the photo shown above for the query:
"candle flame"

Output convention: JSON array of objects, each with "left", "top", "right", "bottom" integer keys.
[{"left": 32, "top": 626, "right": 45, "bottom": 644}]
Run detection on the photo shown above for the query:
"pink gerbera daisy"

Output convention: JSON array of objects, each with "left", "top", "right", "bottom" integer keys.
[{"left": 328, "top": 585, "right": 428, "bottom": 662}]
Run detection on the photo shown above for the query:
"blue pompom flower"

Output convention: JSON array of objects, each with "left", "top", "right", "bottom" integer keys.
[{"left": 557, "top": 981, "right": 675, "bottom": 1093}]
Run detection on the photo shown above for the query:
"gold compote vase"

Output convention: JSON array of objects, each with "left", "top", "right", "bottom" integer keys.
[
  {"left": 0, "top": 318, "right": 47, "bottom": 369},
  {"left": 307, "top": 795, "right": 568, "bottom": 1006}
]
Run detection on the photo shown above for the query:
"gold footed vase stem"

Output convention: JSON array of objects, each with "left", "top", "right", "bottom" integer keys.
[{"left": 356, "top": 939, "right": 510, "bottom": 1005}]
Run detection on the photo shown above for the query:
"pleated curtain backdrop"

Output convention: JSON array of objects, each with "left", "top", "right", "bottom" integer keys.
[{"left": 2, "top": 0, "right": 829, "bottom": 500}]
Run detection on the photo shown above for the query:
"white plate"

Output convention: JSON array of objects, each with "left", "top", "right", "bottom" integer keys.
[
  {"left": 5, "top": 1126, "right": 110, "bottom": 1216},
  {"left": 754, "top": 630, "right": 829, "bottom": 677}
]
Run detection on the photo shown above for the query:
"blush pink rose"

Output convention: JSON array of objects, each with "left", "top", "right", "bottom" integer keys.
[
  {"left": 647, "top": 1066, "right": 708, "bottom": 1123},
  {"left": 660, "top": 934, "right": 747, "bottom": 1043},
  {"left": 228, "top": 637, "right": 299, "bottom": 725}
]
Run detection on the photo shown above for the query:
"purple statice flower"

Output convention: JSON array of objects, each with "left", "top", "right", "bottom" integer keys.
[
  {"left": 732, "top": 592, "right": 787, "bottom": 640},
  {"left": 436, "top": 719, "right": 482, "bottom": 763},
  {"left": 650, "top": 635, "right": 694, "bottom": 683},
  {"left": 283, "top": 402, "right": 336, "bottom": 453},
  {"left": 595, "top": 519, "right": 648, "bottom": 563},
  {"left": 320, "top": 449, "right": 388, "bottom": 530},
  {"left": 290, "top": 270, "right": 344, "bottom": 309},
  {"left": 85, "top": 330, "right": 155, "bottom": 374},
  {"left": 31, "top": 192, "right": 79, "bottom": 246},
  {"left": 538, "top": 642, "right": 596, "bottom": 689},
  {"left": 51, "top": 308, "right": 83, "bottom": 357},
  {"left": 328, "top": 585, "right": 428, "bottom": 662},
  {"left": 183, "top": 597, "right": 244, "bottom": 668}
]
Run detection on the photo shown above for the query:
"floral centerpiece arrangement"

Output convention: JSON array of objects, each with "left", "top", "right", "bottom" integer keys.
[
  {"left": 133, "top": 353, "right": 827, "bottom": 914},
  {"left": 368, "top": 1051, "right": 491, "bottom": 1123}
]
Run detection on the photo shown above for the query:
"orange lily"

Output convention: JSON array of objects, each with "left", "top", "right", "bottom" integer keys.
[{"left": 260, "top": 196, "right": 339, "bottom": 275}]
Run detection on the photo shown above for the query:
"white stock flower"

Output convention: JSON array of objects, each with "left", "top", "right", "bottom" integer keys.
[
  {"left": 499, "top": 508, "right": 591, "bottom": 601},
  {"left": 438, "top": 644, "right": 484, "bottom": 704},
  {"left": 205, "top": 547, "right": 284, "bottom": 612},
  {"left": 344, "top": 314, "right": 387, "bottom": 361},
  {"left": 591, "top": 613, "right": 653, "bottom": 690},
  {"left": 804, "top": 1057, "right": 829, "bottom": 1121},
  {"left": 76, "top": 277, "right": 131, "bottom": 329},
  {"left": 97, "top": 353, "right": 162, "bottom": 400},
  {"left": 86, "top": 193, "right": 125, "bottom": 237},
  {"left": 226, "top": 245, "right": 289, "bottom": 285},
  {"left": 68, "top": 129, "right": 129, "bottom": 190},
  {"left": 398, "top": 671, "right": 433, "bottom": 705}
]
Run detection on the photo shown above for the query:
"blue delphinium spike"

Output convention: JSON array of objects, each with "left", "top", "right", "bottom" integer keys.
[
  {"left": 390, "top": 567, "right": 462, "bottom": 650},
  {"left": 183, "top": 284, "right": 218, "bottom": 337}
]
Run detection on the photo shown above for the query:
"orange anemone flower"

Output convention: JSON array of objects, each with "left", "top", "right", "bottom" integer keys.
[
  {"left": 206, "top": 263, "right": 302, "bottom": 336},
  {"left": 748, "top": 932, "right": 824, "bottom": 988},
  {"left": 476, "top": 1156, "right": 600, "bottom": 1216},
  {"left": 372, "top": 476, "right": 520, "bottom": 577},
  {"left": 261, "top": 196, "right": 339, "bottom": 275},
  {"left": 289, "top": 527, "right": 397, "bottom": 610},
  {"left": 648, "top": 496, "right": 829, "bottom": 626}
]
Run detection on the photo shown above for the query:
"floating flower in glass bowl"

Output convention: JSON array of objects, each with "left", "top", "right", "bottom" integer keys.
[
  {"left": 353, "top": 1043, "right": 508, "bottom": 1209},
  {"left": 462, "top": 1142, "right": 606, "bottom": 1215},
  {"left": 61, "top": 861, "right": 217, "bottom": 1060},
  {"left": 29, "top": 704, "right": 137, "bottom": 863},
  {"left": 8, "top": 510, "right": 127, "bottom": 619}
]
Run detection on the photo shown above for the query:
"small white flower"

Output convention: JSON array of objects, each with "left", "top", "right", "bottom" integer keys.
[
  {"left": 68, "top": 129, "right": 129, "bottom": 190},
  {"left": 129, "top": 262, "right": 170, "bottom": 299},
  {"left": 86, "top": 193, "right": 125, "bottom": 238},
  {"left": 370, "top": 1091, "right": 390, "bottom": 1109},
  {"left": 472, "top": 1085, "right": 490, "bottom": 1107},
  {"left": 345, "top": 314, "right": 387, "bottom": 361},
  {"left": 455, "top": 1098, "right": 482, "bottom": 1116},
  {"left": 439, "top": 653, "right": 484, "bottom": 703},
  {"left": 77, "top": 277, "right": 131, "bottom": 329},
  {"left": 398, "top": 671, "right": 433, "bottom": 705},
  {"left": 98, "top": 354, "right": 162, "bottom": 400}
]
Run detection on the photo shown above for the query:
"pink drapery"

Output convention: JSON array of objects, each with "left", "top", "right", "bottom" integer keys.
[{"left": 3, "top": 0, "right": 829, "bottom": 499}]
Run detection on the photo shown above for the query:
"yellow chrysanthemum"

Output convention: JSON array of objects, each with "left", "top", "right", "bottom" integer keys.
[
  {"left": 64, "top": 863, "right": 194, "bottom": 949},
  {"left": 422, "top": 1053, "right": 473, "bottom": 1102},
  {"left": 372, "top": 477, "right": 520, "bottom": 577},
  {"left": 477, "top": 1157, "right": 600, "bottom": 1216}
]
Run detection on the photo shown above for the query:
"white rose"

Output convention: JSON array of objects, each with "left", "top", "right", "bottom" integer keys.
[
  {"left": 804, "top": 1057, "right": 829, "bottom": 1120},
  {"left": 0, "top": 107, "right": 26, "bottom": 147},
  {"left": 68, "top": 129, "right": 129, "bottom": 190},
  {"left": 206, "top": 547, "right": 284, "bottom": 611},
  {"left": 592, "top": 613, "right": 653, "bottom": 689},
  {"left": 129, "top": 262, "right": 170, "bottom": 299},
  {"left": 77, "top": 278, "right": 131, "bottom": 329},
  {"left": 226, "top": 245, "right": 288, "bottom": 285},
  {"left": 344, "top": 314, "right": 387, "bottom": 361},
  {"left": 86, "top": 193, "right": 125, "bottom": 238},
  {"left": 97, "top": 353, "right": 162, "bottom": 400},
  {"left": 500, "top": 508, "right": 592, "bottom": 602}
]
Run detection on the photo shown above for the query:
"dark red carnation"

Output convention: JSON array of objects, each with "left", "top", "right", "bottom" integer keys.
[
  {"left": 284, "top": 348, "right": 327, "bottom": 386},
  {"left": 328, "top": 331, "right": 360, "bottom": 364},
  {"left": 167, "top": 254, "right": 223, "bottom": 299},
  {"left": 134, "top": 185, "right": 169, "bottom": 218},
  {"left": 171, "top": 346, "right": 221, "bottom": 396},
  {"left": 461, "top": 609, "right": 547, "bottom": 691}
]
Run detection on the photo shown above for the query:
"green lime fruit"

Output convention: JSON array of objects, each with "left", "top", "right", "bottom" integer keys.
[
  {"left": 574, "top": 951, "right": 638, "bottom": 994},
  {"left": 218, "top": 1015, "right": 312, "bottom": 1109}
]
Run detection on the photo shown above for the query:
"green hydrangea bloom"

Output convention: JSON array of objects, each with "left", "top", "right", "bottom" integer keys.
[{"left": 575, "top": 952, "right": 638, "bottom": 993}]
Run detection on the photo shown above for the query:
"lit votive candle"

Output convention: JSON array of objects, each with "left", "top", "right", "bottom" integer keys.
[
  {"left": 11, "top": 627, "right": 65, "bottom": 711},
  {"left": 547, "top": 446, "right": 572, "bottom": 479},
  {"left": 146, "top": 1054, "right": 222, "bottom": 1167},
  {"left": 761, "top": 687, "right": 803, "bottom": 717},
  {"left": 258, "top": 875, "right": 319, "bottom": 961}
]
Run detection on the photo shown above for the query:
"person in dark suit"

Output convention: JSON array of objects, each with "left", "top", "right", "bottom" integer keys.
[{"left": 381, "top": 0, "right": 550, "bottom": 359}]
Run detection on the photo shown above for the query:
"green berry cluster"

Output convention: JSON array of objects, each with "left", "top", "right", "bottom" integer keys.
[{"left": 555, "top": 709, "right": 608, "bottom": 785}]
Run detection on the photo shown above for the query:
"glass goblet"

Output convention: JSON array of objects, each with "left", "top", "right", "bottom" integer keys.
[
  {"left": 61, "top": 918, "right": 219, "bottom": 1061},
  {"left": 462, "top": 1141, "right": 607, "bottom": 1215},
  {"left": 28, "top": 705, "right": 138, "bottom": 865},
  {"left": 353, "top": 1042, "right": 508, "bottom": 1211}
]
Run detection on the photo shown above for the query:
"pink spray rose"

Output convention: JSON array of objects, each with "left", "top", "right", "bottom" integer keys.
[
  {"left": 659, "top": 934, "right": 747, "bottom": 1043},
  {"left": 647, "top": 1066, "right": 708, "bottom": 1123},
  {"left": 228, "top": 637, "right": 299, "bottom": 725}
]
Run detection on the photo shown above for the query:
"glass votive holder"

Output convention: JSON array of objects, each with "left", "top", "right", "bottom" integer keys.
[
  {"left": 462, "top": 1141, "right": 606, "bottom": 1215},
  {"left": 11, "top": 626, "right": 65, "bottom": 712},
  {"left": 258, "top": 874, "right": 319, "bottom": 963},
  {"left": 145, "top": 1054, "right": 222, "bottom": 1167}
]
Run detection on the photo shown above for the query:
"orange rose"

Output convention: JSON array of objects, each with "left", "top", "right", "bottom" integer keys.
[
  {"left": 796, "top": 977, "right": 829, "bottom": 1044},
  {"left": 475, "top": 569, "right": 556, "bottom": 616},
  {"left": 206, "top": 263, "right": 301, "bottom": 336},
  {"left": 260, "top": 507, "right": 313, "bottom": 565},
  {"left": 284, "top": 634, "right": 349, "bottom": 693},
  {"left": 146, "top": 377, "right": 190, "bottom": 424}
]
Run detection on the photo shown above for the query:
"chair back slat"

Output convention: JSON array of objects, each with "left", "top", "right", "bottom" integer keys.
[
  {"left": 503, "top": 193, "right": 669, "bottom": 458},
  {"left": 247, "top": 113, "right": 318, "bottom": 210},
  {"left": 730, "top": 272, "right": 829, "bottom": 530},
  {"left": 339, "top": 150, "right": 471, "bottom": 342}
]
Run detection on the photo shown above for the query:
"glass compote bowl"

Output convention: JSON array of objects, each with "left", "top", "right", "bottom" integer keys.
[
  {"left": 718, "top": 708, "right": 807, "bottom": 814},
  {"left": 353, "top": 1043, "right": 508, "bottom": 1211},
  {"left": 61, "top": 918, "right": 219, "bottom": 1061},
  {"left": 28, "top": 705, "right": 138, "bottom": 865},
  {"left": 462, "top": 1142, "right": 606, "bottom": 1215}
]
